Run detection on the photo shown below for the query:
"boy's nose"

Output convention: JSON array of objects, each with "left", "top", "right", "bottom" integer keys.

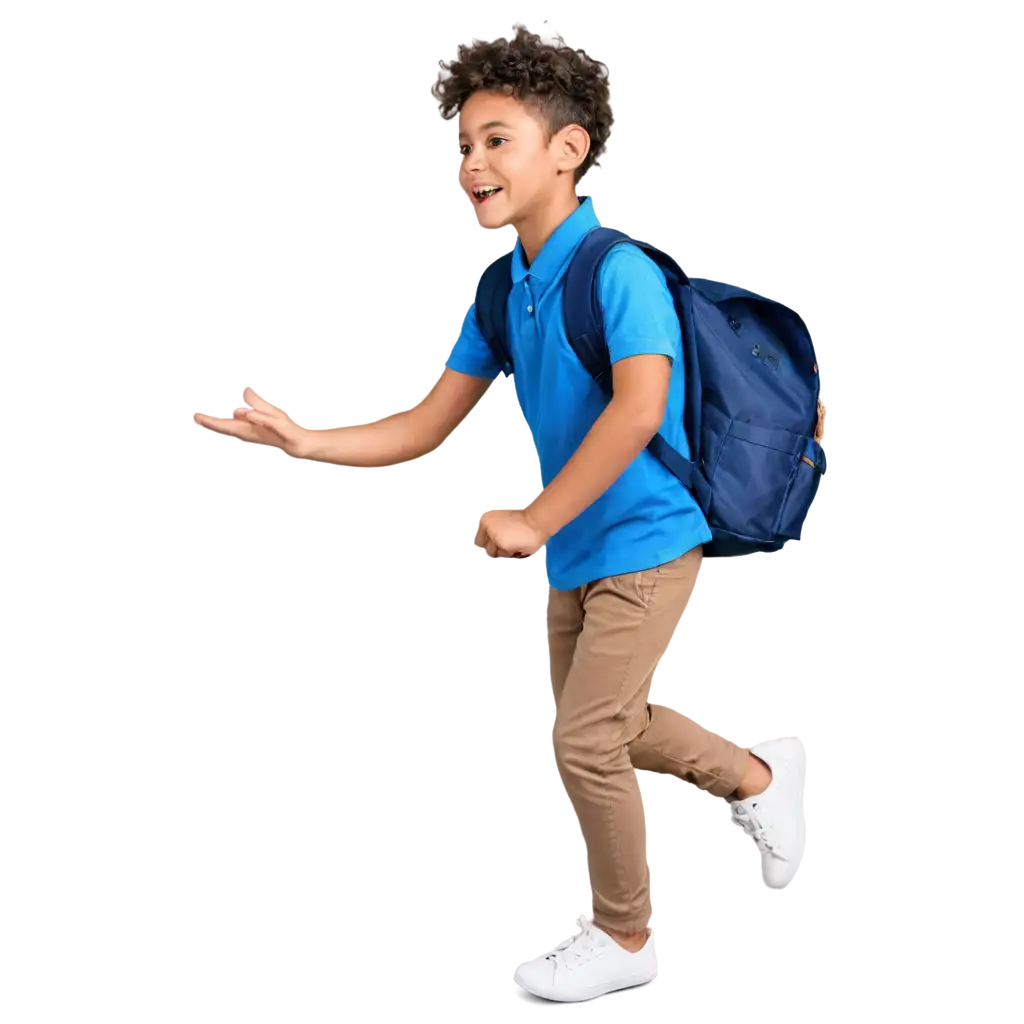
[{"left": 464, "top": 147, "right": 487, "bottom": 173}]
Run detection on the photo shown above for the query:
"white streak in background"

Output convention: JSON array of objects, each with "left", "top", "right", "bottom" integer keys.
[
  {"left": 790, "top": 737, "right": 1024, "bottom": 897},
  {"left": 655, "top": 937, "right": 1024, "bottom": 991}
]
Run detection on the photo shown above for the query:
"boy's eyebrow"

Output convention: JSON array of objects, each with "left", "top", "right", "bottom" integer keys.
[{"left": 458, "top": 120, "right": 513, "bottom": 140}]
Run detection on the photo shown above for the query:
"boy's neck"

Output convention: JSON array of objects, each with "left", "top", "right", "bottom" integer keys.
[{"left": 517, "top": 189, "right": 581, "bottom": 267}]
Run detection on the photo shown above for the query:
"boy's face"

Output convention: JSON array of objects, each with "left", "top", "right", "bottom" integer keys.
[{"left": 458, "top": 90, "right": 585, "bottom": 228}]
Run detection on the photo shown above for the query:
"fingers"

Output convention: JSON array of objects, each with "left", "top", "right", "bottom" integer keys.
[
  {"left": 195, "top": 404, "right": 300, "bottom": 457},
  {"left": 240, "top": 410, "right": 285, "bottom": 440},
  {"left": 468, "top": 509, "right": 489, "bottom": 552},
  {"left": 232, "top": 401, "right": 282, "bottom": 429},
  {"left": 193, "top": 412, "right": 265, "bottom": 442},
  {"left": 471, "top": 516, "right": 503, "bottom": 565},
  {"left": 231, "top": 402, "right": 295, "bottom": 446},
  {"left": 194, "top": 409, "right": 286, "bottom": 447},
  {"left": 239, "top": 395, "right": 284, "bottom": 419},
  {"left": 475, "top": 515, "right": 523, "bottom": 560}
]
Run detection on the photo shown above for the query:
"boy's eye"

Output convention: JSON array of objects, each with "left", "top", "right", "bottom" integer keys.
[{"left": 454, "top": 138, "right": 505, "bottom": 157}]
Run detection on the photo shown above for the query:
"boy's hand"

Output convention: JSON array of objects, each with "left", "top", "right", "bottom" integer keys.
[
  {"left": 474, "top": 509, "right": 550, "bottom": 559},
  {"left": 193, "top": 388, "right": 310, "bottom": 458},
  {"left": 192, "top": 407, "right": 262, "bottom": 440}
]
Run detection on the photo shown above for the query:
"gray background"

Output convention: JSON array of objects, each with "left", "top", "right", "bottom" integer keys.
[{"left": 2, "top": 9, "right": 1024, "bottom": 1024}]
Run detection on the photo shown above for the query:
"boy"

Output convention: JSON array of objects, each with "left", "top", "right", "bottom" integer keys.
[{"left": 194, "top": 23, "right": 807, "bottom": 1004}]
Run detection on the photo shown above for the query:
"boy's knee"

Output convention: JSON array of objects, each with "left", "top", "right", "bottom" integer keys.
[
  {"left": 557, "top": 729, "right": 589, "bottom": 774},
  {"left": 557, "top": 724, "right": 618, "bottom": 778},
  {"left": 552, "top": 720, "right": 604, "bottom": 773}
]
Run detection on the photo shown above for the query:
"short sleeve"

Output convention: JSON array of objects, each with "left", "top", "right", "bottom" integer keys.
[
  {"left": 597, "top": 245, "right": 680, "bottom": 366},
  {"left": 445, "top": 302, "right": 504, "bottom": 381}
]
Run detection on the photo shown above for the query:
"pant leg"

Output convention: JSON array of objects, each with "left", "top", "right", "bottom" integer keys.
[
  {"left": 547, "top": 580, "right": 584, "bottom": 709},
  {"left": 621, "top": 547, "right": 750, "bottom": 795},
  {"left": 627, "top": 705, "right": 750, "bottom": 796},
  {"left": 548, "top": 546, "right": 749, "bottom": 793},
  {"left": 547, "top": 544, "right": 751, "bottom": 935},
  {"left": 540, "top": 585, "right": 598, "bottom": 905}
]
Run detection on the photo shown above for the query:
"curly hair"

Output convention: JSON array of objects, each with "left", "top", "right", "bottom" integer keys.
[{"left": 431, "top": 23, "right": 613, "bottom": 186}]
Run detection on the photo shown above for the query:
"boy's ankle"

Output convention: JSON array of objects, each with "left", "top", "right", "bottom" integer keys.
[
  {"left": 732, "top": 752, "right": 772, "bottom": 800},
  {"left": 601, "top": 926, "right": 649, "bottom": 952}
]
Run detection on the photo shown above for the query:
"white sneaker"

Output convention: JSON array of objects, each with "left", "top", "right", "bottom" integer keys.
[
  {"left": 728, "top": 737, "right": 807, "bottom": 888},
  {"left": 513, "top": 914, "right": 657, "bottom": 1002}
]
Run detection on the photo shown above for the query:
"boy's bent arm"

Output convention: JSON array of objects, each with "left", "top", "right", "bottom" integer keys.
[
  {"left": 525, "top": 354, "right": 670, "bottom": 539},
  {"left": 300, "top": 367, "right": 492, "bottom": 467}
]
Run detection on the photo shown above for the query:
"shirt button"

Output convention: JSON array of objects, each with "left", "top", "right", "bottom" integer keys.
[{"left": 527, "top": 305, "right": 533, "bottom": 313}]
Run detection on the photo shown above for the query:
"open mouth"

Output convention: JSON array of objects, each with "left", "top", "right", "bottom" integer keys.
[{"left": 473, "top": 186, "right": 503, "bottom": 204}]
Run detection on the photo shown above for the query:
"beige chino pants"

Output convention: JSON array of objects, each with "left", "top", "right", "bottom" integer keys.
[{"left": 547, "top": 543, "right": 751, "bottom": 936}]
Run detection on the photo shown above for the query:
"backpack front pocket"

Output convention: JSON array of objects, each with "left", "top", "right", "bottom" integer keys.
[
  {"left": 704, "top": 415, "right": 823, "bottom": 548},
  {"left": 774, "top": 437, "right": 826, "bottom": 541}
]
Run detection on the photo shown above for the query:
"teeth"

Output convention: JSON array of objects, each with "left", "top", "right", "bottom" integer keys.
[{"left": 475, "top": 186, "right": 501, "bottom": 196}]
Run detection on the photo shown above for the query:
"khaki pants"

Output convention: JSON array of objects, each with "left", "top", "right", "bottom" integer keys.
[{"left": 547, "top": 543, "right": 750, "bottom": 936}]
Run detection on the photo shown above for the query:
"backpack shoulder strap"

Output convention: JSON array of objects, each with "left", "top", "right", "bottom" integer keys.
[
  {"left": 474, "top": 251, "right": 515, "bottom": 376},
  {"left": 562, "top": 229, "right": 708, "bottom": 505},
  {"left": 560, "top": 227, "right": 631, "bottom": 395},
  {"left": 624, "top": 242, "right": 703, "bottom": 479}
]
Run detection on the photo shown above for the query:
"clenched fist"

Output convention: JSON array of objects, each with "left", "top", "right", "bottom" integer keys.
[{"left": 473, "top": 505, "right": 552, "bottom": 565}]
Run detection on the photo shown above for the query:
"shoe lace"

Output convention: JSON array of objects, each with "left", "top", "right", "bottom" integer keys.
[
  {"left": 544, "top": 917, "right": 593, "bottom": 954},
  {"left": 731, "top": 800, "right": 778, "bottom": 855},
  {"left": 544, "top": 915, "right": 604, "bottom": 973}
]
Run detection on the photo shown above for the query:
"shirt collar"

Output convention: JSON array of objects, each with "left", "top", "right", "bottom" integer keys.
[{"left": 510, "top": 195, "right": 600, "bottom": 285}]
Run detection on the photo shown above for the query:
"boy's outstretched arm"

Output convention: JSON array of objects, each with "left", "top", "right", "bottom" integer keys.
[{"left": 193, "top": 369, "right": 492, "bottom": 467}]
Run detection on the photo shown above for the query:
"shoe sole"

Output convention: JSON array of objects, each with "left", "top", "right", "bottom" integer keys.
[
  {"left": 514, "top": 967, "right": 657, "bottom": 1002},
  {"left": 509, "top": 974, "right": 655, "bottom": 1007}
]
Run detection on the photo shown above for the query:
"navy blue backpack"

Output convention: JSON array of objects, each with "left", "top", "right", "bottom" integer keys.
[{"left": 474, "top": 226, "right": 826, "bottom": 557}]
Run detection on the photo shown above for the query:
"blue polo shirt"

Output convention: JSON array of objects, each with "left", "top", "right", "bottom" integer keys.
[{"left": 447, "top": 194, "right": 712, "bottom": 591}]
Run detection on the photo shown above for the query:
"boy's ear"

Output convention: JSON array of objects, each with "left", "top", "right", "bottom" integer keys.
[{"left": 556, "top": 123, "right": 590, "bottom": 174}]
